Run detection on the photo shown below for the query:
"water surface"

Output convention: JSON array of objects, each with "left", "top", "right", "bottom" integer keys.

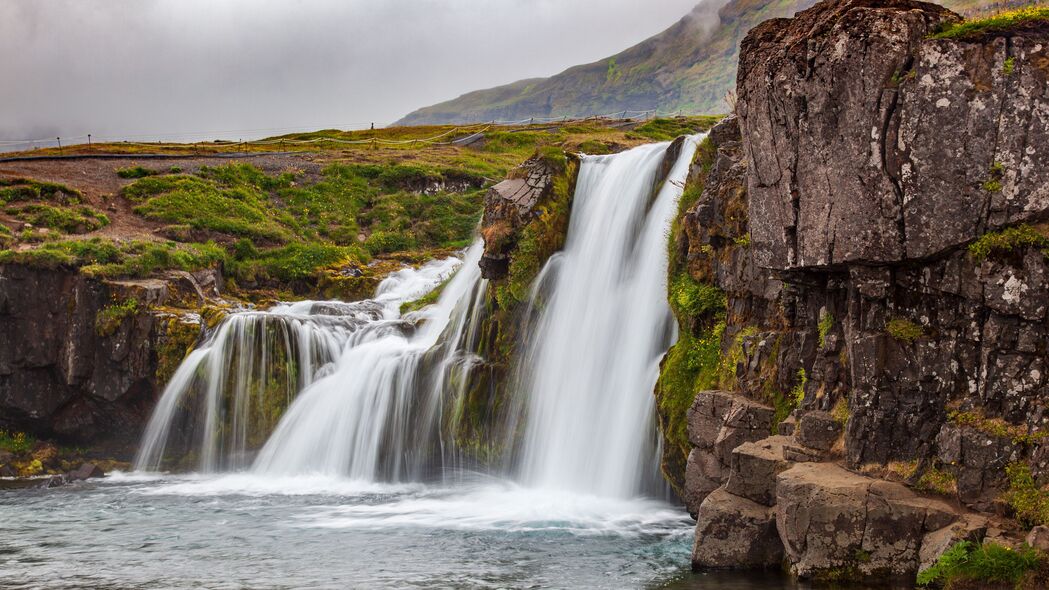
[{"left": 0, "top": 473, "right": 801, "bottom": 589}]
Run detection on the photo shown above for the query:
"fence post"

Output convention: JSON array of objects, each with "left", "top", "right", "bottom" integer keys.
[{"left": 56, "top": 137, "right": 62, "bottom": 152}]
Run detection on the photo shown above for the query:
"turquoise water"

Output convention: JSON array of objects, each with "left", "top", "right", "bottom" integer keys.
[{"left": 0, "top": 472, "right": 801, "bottom": 590}]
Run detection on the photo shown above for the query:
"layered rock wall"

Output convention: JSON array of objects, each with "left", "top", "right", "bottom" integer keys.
[
  {"left": 672, "top": 0, "right": 1049, "bottom": 581},
  {"left": 0, "top": 265, "right": 214, "bottom": 446}
]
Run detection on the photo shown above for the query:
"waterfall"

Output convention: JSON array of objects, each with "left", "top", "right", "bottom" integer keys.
[
  {"left": 134, "top": 247, "right": 486, "bottom": 476},
  {"left": 514, "top": 137, "right": 700, "bottom": 498},
  {"left": 135, "top": 137, "right": 699, "bottom": 499}
]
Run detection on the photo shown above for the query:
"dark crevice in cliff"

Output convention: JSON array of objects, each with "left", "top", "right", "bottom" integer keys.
[{"left": 881, "top": 56, "right": 913, "bottom": 260}]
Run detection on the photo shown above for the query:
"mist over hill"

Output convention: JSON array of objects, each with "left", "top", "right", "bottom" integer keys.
[{"left": 395, "top": 0, "right": 998, "bottom": 126}]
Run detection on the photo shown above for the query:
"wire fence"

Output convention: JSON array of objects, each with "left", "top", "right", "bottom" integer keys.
[{"left": 0, "top": 109, "right": 670, "bottom": 153}]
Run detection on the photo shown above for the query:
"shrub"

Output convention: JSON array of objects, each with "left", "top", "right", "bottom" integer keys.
[
  {"left": 0, "top": 430, "right": 34, "bottom": 453},
  {"left": 116, "top": 165, "right": 156, "bottom": 179},
  {"left": 669, "top": 274, "right": 726, "bottom": 319}
]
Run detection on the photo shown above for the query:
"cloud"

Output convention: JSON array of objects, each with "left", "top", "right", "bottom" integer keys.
[{"left": 0, "top": 0, "right": 704, "bottom": 145}]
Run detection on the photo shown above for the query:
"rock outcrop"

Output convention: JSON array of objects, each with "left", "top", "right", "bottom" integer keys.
[
  {"left": 0, "top": 264, "right": 214, "bottom": 446},
  {"left": 673, "top": 0, "right": 1049, "bottom": 582}
]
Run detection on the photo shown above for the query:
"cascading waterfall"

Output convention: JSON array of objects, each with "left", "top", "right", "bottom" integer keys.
[
  {"left": 252, "top": 242, "right": 487, "bottom": 479},
  {"left": 513, "top": 137, "right": 701, "bottom": 498},
  {"left": 134, "top": 249, "right": 485, "bottom": 476},
  {"left": 135, "top": 137, "right": 699, "bottom": 501}
]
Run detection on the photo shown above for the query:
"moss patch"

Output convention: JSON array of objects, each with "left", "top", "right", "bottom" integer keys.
[
  {"left": 931, "top": 6, "right": 1049, "bottom": 41},
  {"left": 969, "top": 224, "right": 1049, "bottom": 261},
  {"left": 887, "top": 317, "right": 924, "bottom": 343},
  {"left": 1004, "top": 462, "right": 1049, "bottom": 529},
  {"left": 95, "top": 298, "right": 139, "bottom": 337}
]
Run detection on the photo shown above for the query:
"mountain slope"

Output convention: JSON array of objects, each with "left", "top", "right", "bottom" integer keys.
[
  {"left": 394, "top": 0, "right": 1002, "bottom": 126},
  {"left": 394, "top": 0, "right": 817, "bottom": 125}
]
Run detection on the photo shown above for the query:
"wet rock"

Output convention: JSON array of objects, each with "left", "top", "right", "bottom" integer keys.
[
  {"left": 68, "top": 463, "right": 105, "bottom": 481},
  {"left": 796, "top": 411, "right": 841, "bottom": 451},
  {"left": 776, "top": 462, "right": 958, "bottom": 580},
  {"left": 692, "top": 487, "right": 783, "bottom": 570}
]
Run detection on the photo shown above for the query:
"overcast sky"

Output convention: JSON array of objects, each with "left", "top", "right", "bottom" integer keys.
[{"left": 0, "top": 0, "right": 703, "bottom": 146}]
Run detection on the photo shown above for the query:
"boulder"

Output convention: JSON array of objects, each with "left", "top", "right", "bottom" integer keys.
[
  {"left": 692, "top": 487, "right": 784, "bottom": 570},
  {"left": 478, "top": 156, "right": 556, "bottom": 280},
  {"left": 68, "top": 463, "right": 105, "bottom": 481},
  {"left": 776, "top": 462, "right": 959, "bottom": 580},
  {"left": 1027, "top": 526, "right": 1049, "bottom": 553},
  {"left": 796, "top": 411, "right": 841, "bottom": 451},
  {"left": 919, "top": 514, "right": 989, "bottom": 573},
  {"left": 725, "top": 435, "right": 795, "bottom": 506},
  {"left": 684, "top": 391, "right": 775, "bottom": 513}
]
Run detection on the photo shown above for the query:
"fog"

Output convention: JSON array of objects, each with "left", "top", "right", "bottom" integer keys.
[{"left": 0, "top": 0, "right": 703, "bottom": 148}]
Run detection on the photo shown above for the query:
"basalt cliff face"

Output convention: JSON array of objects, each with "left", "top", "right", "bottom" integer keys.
[
  {"left": 0, "top": 266, "right": 215, "bottom": 447},
  {"left": 666, "top": 0, "right": 1049, "bottom": 582}
]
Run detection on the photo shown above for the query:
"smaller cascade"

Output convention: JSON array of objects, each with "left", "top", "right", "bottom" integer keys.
[
  {"left": 134, "top": 252, "right": 473, "bottom": 473},
  {"left": 252, "top": 242, "right": 488, "bottom": 480}
]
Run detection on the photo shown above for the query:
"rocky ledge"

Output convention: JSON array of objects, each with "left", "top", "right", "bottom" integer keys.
[{"left": 668, "top": 0, "right": 1049, "bottom": 584}]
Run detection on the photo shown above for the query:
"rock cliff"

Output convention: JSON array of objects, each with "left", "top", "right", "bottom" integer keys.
[
  {"left": 666, "top": 0, "right": 1049, "bottom": 582},
  {"left": 0, "top": 264, "right": 216, "bottom": 447}
]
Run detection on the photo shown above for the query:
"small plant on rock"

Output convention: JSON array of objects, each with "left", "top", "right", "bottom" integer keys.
[{"left": 886, "top": 317, "right": 923, "bottom": 343}]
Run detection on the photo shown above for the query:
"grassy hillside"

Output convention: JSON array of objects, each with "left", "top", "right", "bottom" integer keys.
[
  {"left": 0, "top": 116, "right": 720, "bottom": 301},
  {"left": 394, "top": 0, "right": 1021, "bottom": 126}
]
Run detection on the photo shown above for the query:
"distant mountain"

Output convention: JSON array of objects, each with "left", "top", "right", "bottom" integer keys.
[
  {"left": 394, "top": 0, "right": 997, "bottom": 127},
  {"left": 394, "top": 0, "right": 817, "bottom": 126}
]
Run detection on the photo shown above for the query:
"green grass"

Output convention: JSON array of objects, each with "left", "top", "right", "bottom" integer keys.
[
  {"left": 6, "top": 204, "right": 109, "bottom": 234},
  {"left": 969, "top": 224, "right": 1049, "bottom": 261},
  {"left": 932, "top": 6, "right": 1049, "bottom": 40},
  {"left": 0, "top": 430, "right": 35, "bottom": 453},
  {"left": 1004, "top": 463, "right": 1049, "bottom": 529},
  {"left": 656, "top": 319, "right": 727, "bottom": 457},
  {"left": 251, "top": 242, "right": 366, "bottom": 283},
  {"left": 116, "top": 165, "right": 157, "bottom": 179},
  {"left": 127, "top": 173, "right": 293, "bottom": 243},
  {"left": 917, "top": 541, "right": 1044, "bottom": 588},
  {"left": 628, "top": 115, "right": 723, "bottom": 142},
  {"left": 0, "top": 178, "right": 81, "bottom": 205},
  {"left": 0, "top": 238, "right": 225, "bottom": 278}
]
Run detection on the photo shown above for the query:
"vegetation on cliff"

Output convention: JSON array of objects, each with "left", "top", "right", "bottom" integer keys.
[
  {"left": 932, "top": 5, "right": 1049, "bottom": 39},
  {"left": 918, "top": 541, "right": 1047, "bottom": 589}
]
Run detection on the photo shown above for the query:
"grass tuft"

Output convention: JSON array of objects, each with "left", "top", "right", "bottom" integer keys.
[{"left": 931, "top": 6, "right": 1049, "bottom": 41}]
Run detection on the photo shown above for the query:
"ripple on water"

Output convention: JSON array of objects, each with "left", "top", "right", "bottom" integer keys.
[{"left": 0, "top": 473, "right": 802, "bottom": 590}]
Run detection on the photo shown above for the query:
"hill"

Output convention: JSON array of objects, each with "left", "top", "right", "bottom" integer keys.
[{"left": 394, "top": 0, "right": 1015, "bottom": 126}]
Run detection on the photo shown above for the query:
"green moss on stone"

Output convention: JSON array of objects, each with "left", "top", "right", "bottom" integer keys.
[{"left": 886, "top": 317, "right": 924, "bottom": 343}]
